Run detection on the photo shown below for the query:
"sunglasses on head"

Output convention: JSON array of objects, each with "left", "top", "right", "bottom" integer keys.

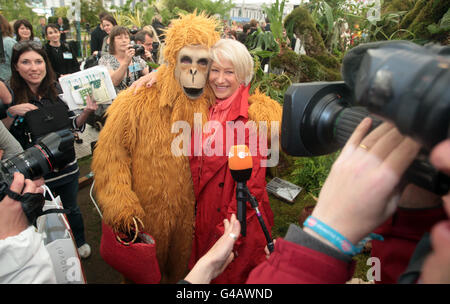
[{"left": 13, "top": 40, "right": 43, "bottom": 51}]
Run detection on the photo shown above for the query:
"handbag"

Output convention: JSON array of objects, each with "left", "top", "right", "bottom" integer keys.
[
  {"left": 36, "top": 185, "right": 87, "bottom": 284},
  {"left": 100, "top": 217, "right": 161, "bottom": 284},
  {"left": 24, "top": 103, "right": 71, "bottom": 143}
]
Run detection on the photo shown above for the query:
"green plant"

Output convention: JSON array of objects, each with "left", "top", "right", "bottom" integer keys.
[
  {"left": 248, "top": 47, "right": 289, "bottom": 104},
  {"left": 245, "top": 29, "right": 280, "bottom": 54},
  {"left": 262, "top": 0, "right": 286, "bottom": 43},
  {"left": 290, "top": 152, "right": 339, "bottom": 198}
]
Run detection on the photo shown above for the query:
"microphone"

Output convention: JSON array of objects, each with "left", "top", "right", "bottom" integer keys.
[
  {"left": 228, "top": 145, "right": 252, "bottom": 236},
  {"left": 228, "top": 145, "right": 275, "bottom": 253}
]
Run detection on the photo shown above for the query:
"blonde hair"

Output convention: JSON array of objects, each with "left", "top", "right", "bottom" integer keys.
[
  {"left": 143, "top": 25, "right": 160, "bottom": 43},
  {"left": 210, "top": 39, "right": 254, "bottom": 86}
]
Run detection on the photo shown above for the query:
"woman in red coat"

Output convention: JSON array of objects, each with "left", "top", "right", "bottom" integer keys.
[{"left": 188, "top": 39, "right": 279, "bottom": 284}]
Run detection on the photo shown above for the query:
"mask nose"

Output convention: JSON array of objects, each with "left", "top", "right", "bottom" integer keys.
[{"left": 190, "top": 68, "right": 197, "bottom": 83}]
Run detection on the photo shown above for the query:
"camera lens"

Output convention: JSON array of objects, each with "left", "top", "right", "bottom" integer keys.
[
  {"left": 0, "top": 130, "right": 74, "bottom": 185},
  {"left": 1, "top": 147, "right": 52, "bottom": 184}
]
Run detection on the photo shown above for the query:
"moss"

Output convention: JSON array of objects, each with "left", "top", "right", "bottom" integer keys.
[
  {"left": 274, "top": 6, "right": 342, "bottom": 82},
  {"left": 399, "top": 0, "right": 450, "bottom": 42},
  {"left": 399, "top": 0, "right": 428, "bottom": 30},
  {"left": 284, "top": 6, "right": 327, "bottom": 57},
  {"left": 382, "top": 0, "right": 416, "bottom": 15}
]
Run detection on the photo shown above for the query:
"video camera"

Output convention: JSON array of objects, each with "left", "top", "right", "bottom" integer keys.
[
  {"left": 282, "top": 41, "right": 450, "bottom": 195},
  {"left": 0, "top": 130, "right": 74, "bottom": 223}
]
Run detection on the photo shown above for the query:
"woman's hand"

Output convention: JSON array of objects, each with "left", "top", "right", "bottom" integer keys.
[
  {"left": 184, "top": 214, "right": 241, "bottom": 284},
  {"left": 130, "top": 71, "right": 158, "bottom": 94},
  {"left": 7, "top": 103, "right": 38, "bottom": 117},
  {"left": 125, "top": 46, "right": 135, "bottom": 64},
  {"left": 84, "top": 95, "right": 98, "bottom": 113},
  {"left": 307, "top": 118, "right": 421, "bottom": 246},
  {"left": 75, "top": 95, "right": 98, "bottom": 128}
]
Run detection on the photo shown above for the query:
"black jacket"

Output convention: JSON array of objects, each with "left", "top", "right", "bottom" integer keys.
[
  {"left": 44, "top": 42, "right": 80, "bottom": 78},
  {"left": 90, "top": 24, "right": 107, "bottom": 53},
  {"left": 152, "top": 20, "right": 166, "bottom": 43}
]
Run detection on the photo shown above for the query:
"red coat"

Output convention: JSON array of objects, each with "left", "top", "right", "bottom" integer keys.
[
  {"left": 246, "top": 238, "right": 356, "bottom": 284},
  {"left": 371, "top": 206, "right": 447, "bottom": 283},
  {"left": 188, "top": 85, "right": 274, "bottom": 284}
]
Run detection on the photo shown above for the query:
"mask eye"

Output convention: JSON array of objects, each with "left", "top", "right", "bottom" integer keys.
[
  {"left": 197, "top": 58, "right": 209, "bottom": 66},
  {"left": 180, "top": 56, "right": 192, "bottom": 64}
]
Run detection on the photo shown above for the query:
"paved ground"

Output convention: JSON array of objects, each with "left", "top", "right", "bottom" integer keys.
[{"left": 74, "top": 125, "right": 122, "bottom": 284}]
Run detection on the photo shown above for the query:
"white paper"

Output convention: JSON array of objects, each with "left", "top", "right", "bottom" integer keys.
[{"left": 58, "top": 65, "right": 116, "bottom": 110}]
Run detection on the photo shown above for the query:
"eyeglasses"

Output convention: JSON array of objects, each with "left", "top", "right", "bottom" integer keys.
[{"left": 13, "top": 40, "right": 43, "bottom": 51}]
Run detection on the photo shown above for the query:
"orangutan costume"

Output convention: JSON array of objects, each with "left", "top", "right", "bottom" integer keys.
[{"left": 92, "top": 13, "right": 282, "bottom": 283}]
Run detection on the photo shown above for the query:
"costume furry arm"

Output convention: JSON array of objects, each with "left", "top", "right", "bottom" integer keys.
[
  {"left": 248, "top": 89, "right": 282, "bottom": 145},
  {"left": 91, "top": 92, "right": 146, "bottom": 233}
]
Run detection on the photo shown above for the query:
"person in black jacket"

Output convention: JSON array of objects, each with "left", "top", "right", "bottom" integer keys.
[
  {"left": 90, "top": 12, "right": 108, "bottom": 54},
  {"left": 151, "top": 14, "right": 165, "bottom": 44},
  {"left": 4, "top": 41, "right": 97, "bottom": 259},
  {"left": 44, "top": 24, "right": 80, "bottom": 79}
]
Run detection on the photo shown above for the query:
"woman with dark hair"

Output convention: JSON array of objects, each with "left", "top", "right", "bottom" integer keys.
[
  {"left": 98, "top": 26, "right": 148, "bottom": 92},
  {"left": 4, "top": 41, "right": 97, "bottom": 258},
  {"left": 13, "top": 19, "right": 40, "bottom": 44},
  {"left": 100, "top": 14, "right": 117, "bottom": 54},
  {"left": 0, "top": 14, "right": 17, "bottom": 81},
  {"left": 44, "top": 23, "right": 80, "bottom": 78}
]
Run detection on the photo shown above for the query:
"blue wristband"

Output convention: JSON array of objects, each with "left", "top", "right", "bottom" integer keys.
[
  {"left": 6, "top": 110, "right": 16, "bottom": 118},
  {"left": 303, "top": 216, "right": 383, "bottom": 256}
]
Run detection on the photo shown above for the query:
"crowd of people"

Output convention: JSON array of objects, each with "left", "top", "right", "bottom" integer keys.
[
  {"left": 0, "top": 11, "right": 172, "bottom": 269},
  {"left": 0, "top": 10, "right": 449, "bottom": 286}
]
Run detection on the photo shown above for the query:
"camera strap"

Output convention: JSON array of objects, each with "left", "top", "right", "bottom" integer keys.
[{"left": 4, "top": 187, "right": 70, "bottom": 226}]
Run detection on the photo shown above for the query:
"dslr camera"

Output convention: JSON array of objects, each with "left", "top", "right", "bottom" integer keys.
[
  {"left": 282, "top": 41, "right": 450, "bottom": 195},
  {"left": 129, "top": 41, "right": 145, "bottom": 58},
  {"left": 0, "top": 130, "right": 74, "bottom": 223}
]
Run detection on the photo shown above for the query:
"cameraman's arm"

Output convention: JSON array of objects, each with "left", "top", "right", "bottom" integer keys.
[
  {"left": 0, "top": 173, "right": 55, "bottom": 283},
  {"left": 0, "top": 121, "right": 23, "bottom": 159}
]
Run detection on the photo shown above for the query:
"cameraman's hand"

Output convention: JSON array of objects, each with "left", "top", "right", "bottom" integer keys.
[
  {"left": 307, "top": 118, "right": 421, "bottom": 247},
  {"left": 0, "top": 172, "right": 44, "bottom": 240},
  {"left": 144, "top": 50, "right": 152, "bottom": 61}
]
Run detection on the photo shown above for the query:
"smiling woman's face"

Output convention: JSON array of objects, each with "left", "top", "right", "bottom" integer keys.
[
  {"left": 15, "top": 50, "right": 46, "bottom": 87},
  {"left": 18, "top": 24, "right": 31, "bottom": 41},
  {"left": 209, "top": 57, "right": 240, "bottom": 100}
]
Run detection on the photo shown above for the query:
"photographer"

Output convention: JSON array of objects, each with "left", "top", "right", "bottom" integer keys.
[
  {"left": 246, "top": 119, "right": 450, "bottom": 284},
  {"left": 4, "top": 41, "right": 97, "bottom": 259},
  {"left": 0, "top": 172, "right": 56, "bottom": 283},
  {"left": 98, "top": 26, "right": 149, "bottom": 93},
  {"left": 134, "top": 30, "right": 155, "bottom": 63}
]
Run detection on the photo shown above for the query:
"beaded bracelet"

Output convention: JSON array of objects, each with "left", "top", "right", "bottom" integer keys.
[{"left": 303, "top": 215, "right": 383, "bottom": 256}]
